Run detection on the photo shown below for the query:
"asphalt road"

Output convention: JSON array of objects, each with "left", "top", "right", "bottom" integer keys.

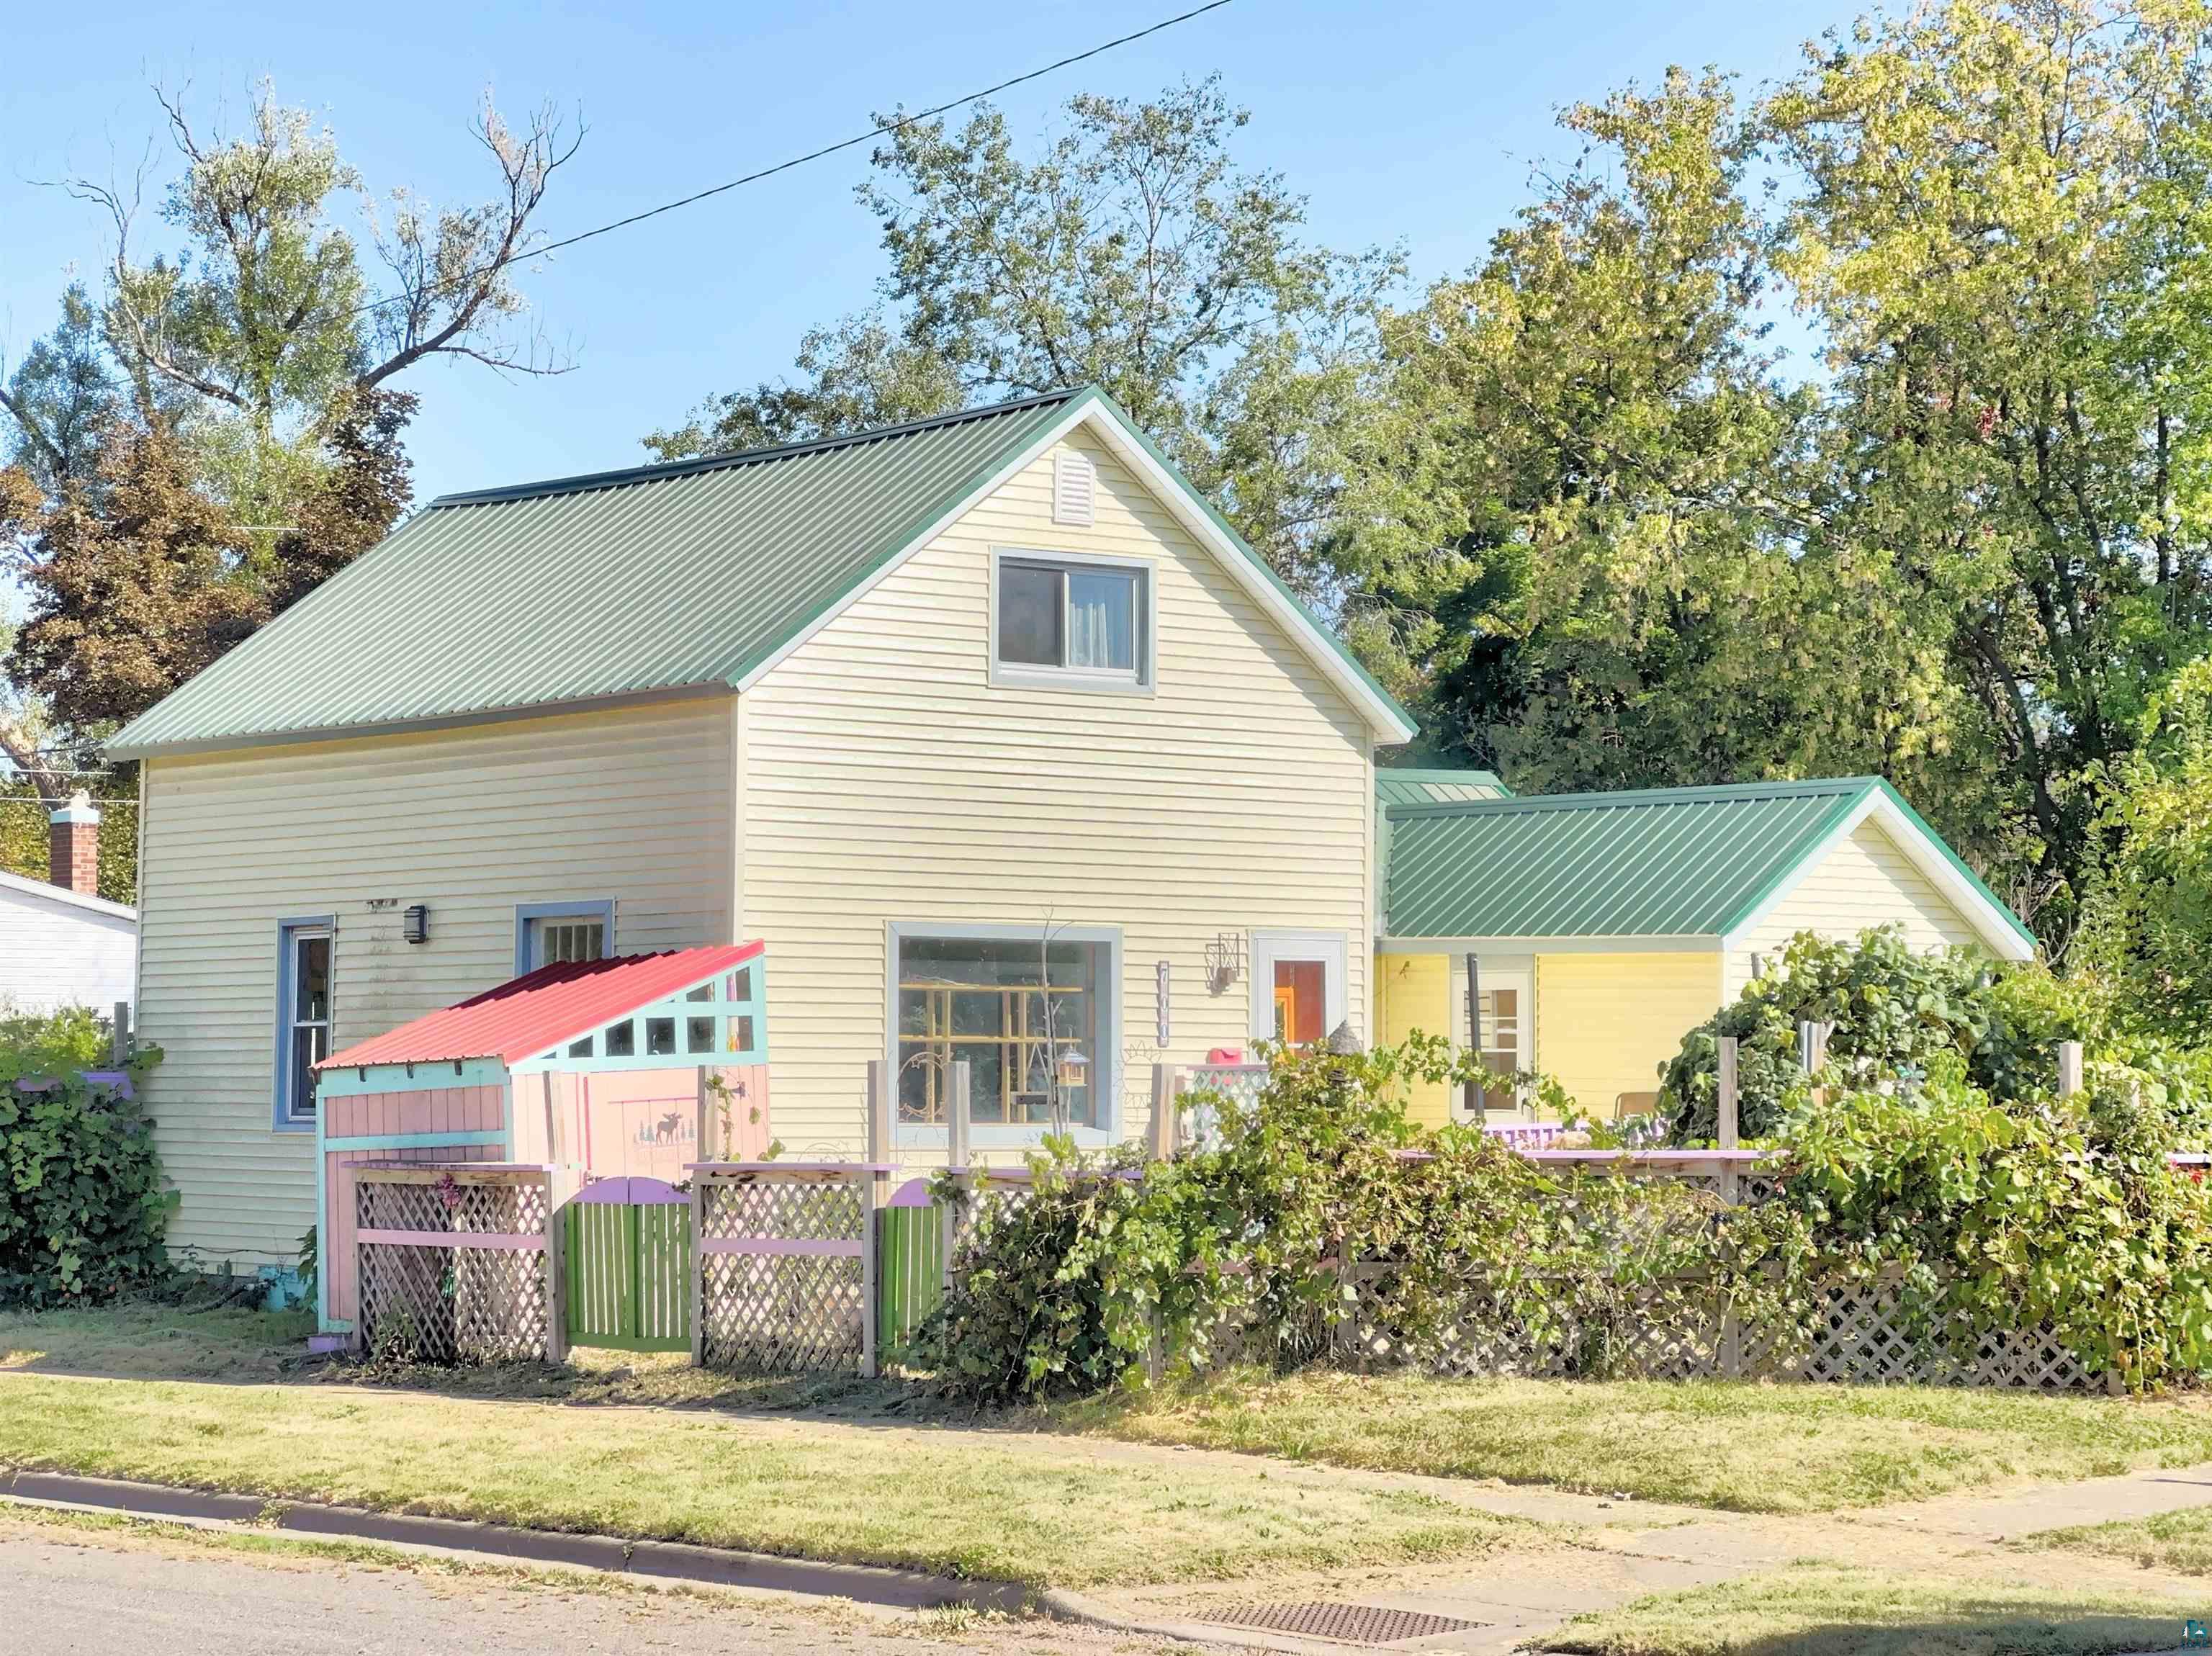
[{"left": 0, "top": 1513, "right": 1143, "bottom": 1656}]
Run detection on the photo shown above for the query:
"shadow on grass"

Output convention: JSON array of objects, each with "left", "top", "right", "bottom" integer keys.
[{"left": 0, "top": 1279, "right": 957, "bottom": 1422}]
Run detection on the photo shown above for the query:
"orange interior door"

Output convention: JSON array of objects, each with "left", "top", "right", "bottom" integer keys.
[{"left": 1272, "top": 960, "right": 1326, "bottom": 1046}]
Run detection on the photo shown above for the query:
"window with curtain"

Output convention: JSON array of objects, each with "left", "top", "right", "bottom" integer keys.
[{"left": 995, "top": 555, "right": 1147, "bottom": 683}]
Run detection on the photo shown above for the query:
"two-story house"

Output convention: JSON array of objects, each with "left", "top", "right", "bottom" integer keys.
[{"left": 109, "top": 387, "right": 1419, "bottom": 1269}]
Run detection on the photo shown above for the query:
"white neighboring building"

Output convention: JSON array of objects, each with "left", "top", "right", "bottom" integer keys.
[{"left": 0, "top": 793, "right": 137, "bottom": 1016}]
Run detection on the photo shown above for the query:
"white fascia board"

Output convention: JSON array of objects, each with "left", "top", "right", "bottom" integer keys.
[
  {"left": 1375, "top": 932, "right": 1722, "bottom": 955},
  {"left": 733, "top": 397, "right": 1420, "bottom": 744},
  {"left": 0, "top": 867, "right": 137, "bottom": 923},
  {"left": 1719, "top": 791, "right": 2035, "bottom": 961}
]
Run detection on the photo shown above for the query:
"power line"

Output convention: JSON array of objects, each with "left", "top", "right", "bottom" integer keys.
[{"left": 350, "top": 0, "right": 1236, "bottom": 321}]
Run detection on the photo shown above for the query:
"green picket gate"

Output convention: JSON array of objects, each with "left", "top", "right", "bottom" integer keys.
[
  {"left": 875, "top": 1179, "right": 948, "bottom": 1355},
  {"left": 564, "top": 1177, "right": 691, "bottom": 1352}
]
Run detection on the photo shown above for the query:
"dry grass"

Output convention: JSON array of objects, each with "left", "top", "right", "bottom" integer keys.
[
  {"left": 1044, "top": 1367, "right": 2212, "bottom": 1511},
  {"left": 0, "top": 1372, "right": 1539, "bottom": 1589},
  {"left": 1532, "top": 1561, "right": 2200, "bottom": 1656}
]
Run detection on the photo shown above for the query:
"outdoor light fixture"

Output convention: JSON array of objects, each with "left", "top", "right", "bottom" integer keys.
[{"left": 403, "top": 904, "right": 430, "bottom": 945}]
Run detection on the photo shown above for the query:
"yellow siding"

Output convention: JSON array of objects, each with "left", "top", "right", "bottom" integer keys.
[
  {"left": 139, "top": 698, "right": 734, "bottom": 1264},
  {"left": 1722, "top": 818, "right": 1985, "bottom": 999},
  {"left": 1534, "top": 952, "right": 1719, "bottom": 1119},
  {"left": 739, "top": 428, "right": 1375, "bottom": 1156},
  {"left": 1375, "top": 953, "right": 1452, "bottom": 1128}
]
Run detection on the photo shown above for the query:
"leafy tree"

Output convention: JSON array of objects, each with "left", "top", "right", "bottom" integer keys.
[
  {"left": 648, "top": 77, "right": 1396, "bottom": 585},
  {"left": 4, "top": 390, "right": 414, "bottom": 732},
  {"left": 1768, "top": 0, "right": 2212, "bottom": 914},
  {"left": 1326, "top": 70, "right": 1830, "bottom": 779},
  {"left": 0, "top": 83, "right": 576, "bottom": 780},
  {"left": 0, "top": 286, "right": 120, "bottom": 497},
  {"left": 2076, "top": 657, "right": 2212, "bottom": 1042}
]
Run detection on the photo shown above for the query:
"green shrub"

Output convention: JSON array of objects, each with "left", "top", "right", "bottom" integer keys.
[
  {"left": 920, "top": 1039, "right": 1801, "bottom": 1403},
  {"left": 1769, "top": 1056, "right": 2212, "bottom": 1388},
  {"left": 0, "top": 1007, "right": 170, "bottom": 1305},
  {"left": 1658, "top": 927, "right": 2090, "bottom": 1141}
]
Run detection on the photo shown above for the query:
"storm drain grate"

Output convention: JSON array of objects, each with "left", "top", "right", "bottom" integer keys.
[{"left": 1198, "top": 1601, "right": 1487, "bottom": 1646}]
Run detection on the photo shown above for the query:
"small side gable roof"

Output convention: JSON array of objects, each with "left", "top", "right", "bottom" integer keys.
[
  {"left": 0, "top": 867, "right": 136, "bottom": 924},
  {"left": 109, "top": 387, "right": 1413, "bottom": 758},
  {"left": 320, "top": 942, "right": 762, "bottom": 1070},
  {"left": 1375, "top": 767, "right": 1514, "bottom": 808},
  {"left": 1382, "top": 777, "right": 2034, "bottom": 958}
]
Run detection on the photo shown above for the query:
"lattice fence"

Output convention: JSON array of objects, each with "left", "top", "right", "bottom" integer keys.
[
  {"left": 1176, "top": 1063, "right": 1267, "bottom": 1151},
  {"left": 696, "top": 1173, "right": 867, "bottom": 1373},
  {"left": 1332, "top": 1262, "right": 2099, "bottom": 1390},
  {"left": 356, "top": 1169, "right": 553, "bottom": 1364}
]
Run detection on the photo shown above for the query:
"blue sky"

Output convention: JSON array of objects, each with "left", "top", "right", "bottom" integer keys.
[{"left": 4, "top": 0, "right": 1848, "bottom": 509}]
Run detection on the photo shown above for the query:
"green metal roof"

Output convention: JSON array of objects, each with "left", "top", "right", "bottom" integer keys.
[
  {"left": 110, "top": 387, "right": 1415, "bottom": 757},
  {"left": 1382, "top": 776, "right": 2033, "bottom": 949},
  {"left": 1375, "top": 767, "right": 1513, "bottom": 808}
]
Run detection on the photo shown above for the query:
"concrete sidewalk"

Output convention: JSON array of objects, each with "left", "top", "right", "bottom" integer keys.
[{"left": 1071, "top": 1459, "right": 2212, "bottom": 1654}]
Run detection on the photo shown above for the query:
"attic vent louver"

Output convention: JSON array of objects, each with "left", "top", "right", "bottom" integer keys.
[{"left": 1053, "top": 451, "right": 1096, "bottom": 526}]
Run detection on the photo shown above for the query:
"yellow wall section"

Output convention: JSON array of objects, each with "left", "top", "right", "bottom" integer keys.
[
  {"left": 1722, "top": 817, "right": 1987, "bottom": 999},
  {"left": 1534, "top": 952, "right": 1720, "bottom": 1119},
  {"left": 138, "top": 697, "right": 736, "bottom": 1264},
  {"left": 738, "top": 428, "right": 1375, "bottom": 1156},
  {"left": 1375, "top": 953, "right": 1452, "bottom": 1128}
]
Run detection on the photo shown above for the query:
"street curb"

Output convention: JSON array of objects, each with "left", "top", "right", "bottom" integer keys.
[{"left": 0, "top": 1470, "right": 1033, "bottom": 1614}]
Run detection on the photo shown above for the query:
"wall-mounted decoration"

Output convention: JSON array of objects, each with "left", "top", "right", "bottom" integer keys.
[
  {"left": 1205, "top": 932, "right": 1244, "bottom": 995},
  {"left": 1155, "top": 959, "right": 1172, "bottom": 1045}
]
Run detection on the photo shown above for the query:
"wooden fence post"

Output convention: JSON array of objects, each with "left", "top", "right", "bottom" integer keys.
[
  {"left": 1717, "top": 1038, "right": 1740, "bottom": 1148},
  {"left": 1715, "top": 1035, "right": 1743, "bottom": 1377},
  {"left": 542, "top": 1169, "right": 569, "bottom": 1366},
  {"left": 1148, "top": 1062, "right": 1179, "bottom": 1161},
  {"left": 1797, "top": 1020, "right": 1831, "bottom": 1074},
  {"left": 110, "top": 1001, "right": 131, "bottom": 1065},
  {"left": 688, "top": 1172, "right": 706, "bottom": 1367},
  {"left": 944, "top": 1061, "right": 971, "bottom": 1295},
  {"left": 2059, "top": 1040, "right": 2085, "bottom": 1099},
  {"left": 861, "top": 1059, "right": 891, "bottom": 1379}
]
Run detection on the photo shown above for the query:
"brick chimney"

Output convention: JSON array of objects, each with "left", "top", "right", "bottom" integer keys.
[{"left": 48, "top": 791, "right": 101, "bottom": 897}]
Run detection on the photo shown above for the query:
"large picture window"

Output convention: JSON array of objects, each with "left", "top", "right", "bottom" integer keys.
[
  {"left": 994, "top": 554, "right": 1149, "bottom": 685},
  {"left": 275, "top": 919, "right": 332, "bottom": 1128},
  {"left": 895, "top": 932, "right": 1115, "bottom": 1131}
]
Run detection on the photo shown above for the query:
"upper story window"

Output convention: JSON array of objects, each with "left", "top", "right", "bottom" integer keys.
[
  {"left": 994, "top": 552, "right": 1151, "bottom": 689},
  {"left": 515, "top": 899, "right": 614, "bottom": 976}
]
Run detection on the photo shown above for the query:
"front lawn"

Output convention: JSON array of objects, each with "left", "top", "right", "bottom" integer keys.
[
  {"left": 1046, "top": 1368, "right": 2212, "bottom": 1511},
  {"left": 16, "top": 1301, "right": 2212, "bottom": 1529},
  {"left": 0, "top": 1372, "right": 1539, "bottom": 1590},
  {"left": 1532, "top": 1562, "right": 2199, "bottom": 1656},
  {"left": 2027, "top": 1506, "right": 2212, "bottom": 1577}
]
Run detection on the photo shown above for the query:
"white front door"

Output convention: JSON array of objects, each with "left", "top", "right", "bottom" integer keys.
[
  {"left": 1248, "top": 930, "right": 1349, "bottom": 1046},
  {"left": 1450, "top": 956, "right": 1533, "bottom": 1118}
]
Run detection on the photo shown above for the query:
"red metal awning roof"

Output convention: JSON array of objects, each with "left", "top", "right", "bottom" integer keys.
[{"left": 320, "top": 942, "right": 764, "bottom": 1071}]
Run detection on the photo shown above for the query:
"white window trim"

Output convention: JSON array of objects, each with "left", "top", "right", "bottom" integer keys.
[
  {"left": 988, "top": 546, "right": 1157, "bottom": 696},
  {"left": 1247, "top": 928, "right": 1350, "bottom": 1044},
  {"left": 1450, "top": 953, "right": 1534, "bottom": 1118},
  {"left": 885, "top": 919, "right": 1125, "bottom": 1151},
  {"left": 513, "top": 899, "right": 615, "bottom": 975}
]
